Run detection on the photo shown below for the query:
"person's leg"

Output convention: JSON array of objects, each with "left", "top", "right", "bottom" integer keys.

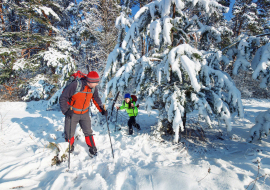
[
  {"left": 64, "top": 114, "right": 80, "bottom": 152},
  {"left": 85, "top": 135, "right": 97, "bottom": 155},
  {"left": 79, "top": 112, "right": 93, "bottom": 136},
  {"left": 128, "top": 117, "right": 134, "bottom": 135},
  {"left": 79, "top": 113, "right": 97, "bottom": 156},
  {"left": 132, "top": 116, "right": 141, "bottom": 130}
]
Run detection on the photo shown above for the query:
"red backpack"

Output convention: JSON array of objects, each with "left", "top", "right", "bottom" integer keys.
[
  {"left": 131, "top": 95, "right": 137, "bottom": 102},
  {"left": 131, "top": 95, "right": 139, "bottom": 108},
  {"left": 63, "top": 71, "right": 95, "bottom": 95},
  {"left": 71, "top": 70, "right": 87, "bottom": 79}
]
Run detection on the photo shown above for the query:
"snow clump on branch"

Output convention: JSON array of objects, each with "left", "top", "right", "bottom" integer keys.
[{"left": 101, "top": 0, "right": 242, "bottom": 142}]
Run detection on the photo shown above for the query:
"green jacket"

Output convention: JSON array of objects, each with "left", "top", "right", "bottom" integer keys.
[{"left": 119, "top": 99, "right": 138, "bottom": 117}]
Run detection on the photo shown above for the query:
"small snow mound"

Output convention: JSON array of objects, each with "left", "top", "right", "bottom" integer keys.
[{"left": 57, "top": 142, "right": 69, "bottom": 161}]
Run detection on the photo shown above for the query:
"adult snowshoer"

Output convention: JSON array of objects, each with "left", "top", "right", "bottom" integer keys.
[
  {"left": 116, "top": 93, "right": 140, "bottom": 135},
  {"left": 59, "top": 71, "right": 107, "bottom": 156}
]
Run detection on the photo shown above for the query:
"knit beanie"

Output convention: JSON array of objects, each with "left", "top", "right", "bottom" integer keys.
[
  {"left": 124, "top": 93, "right": 131, "bottom": 99},
  {"left": 86, "top": 71, "right": 100, "bottom": 83}
]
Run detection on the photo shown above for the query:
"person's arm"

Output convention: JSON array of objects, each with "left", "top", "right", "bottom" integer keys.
[
  {"left": 59, "top": 81, "right": 77, "bottom": 114},
  {"left": 131, "top": 101, "right": 136, "bottom": 108},
  {"left": 92, "top": 86, "right": 103, "bottom": 112},
  {"left": 118, "top": 101, "right": 125, "bottom": 110}
]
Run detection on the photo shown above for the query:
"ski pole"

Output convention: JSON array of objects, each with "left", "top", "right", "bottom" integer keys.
[
  {"left": 104, "top": 105, "right": 114, "bottom": 159},
  {"left": 68, "top": 111, "right": 72, "bottom": 169},
  {"left": 115, "top": 109, "right": 118, "bottom": 132}
]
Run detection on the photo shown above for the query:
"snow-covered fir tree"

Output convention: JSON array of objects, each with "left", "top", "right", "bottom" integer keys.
[
  {"left": 256, "top": 0, "right": 270, "bottom": 33},
  {"left": 232, "top": 0, "right": 263, "bottom": 36},
  {"left": 70, "top": 0, "right": 120, "bottom": 73},
  {"left": 0, "top": 0, "right": 77, "bottom": 101},
  {"left": 115, "top": 0, "right": 133, "bottom": 48},
  {"left": 101, "top": 0, "right": 244, "bottom": 142},
  {"left": 223, "top": 31, "right": 270, "bottom": 90},
  {"left": 218, "top": 0, "right": 270, "bottom": 92},
  {"left": 221, "top": 1, "right": 270, "bottom": 140},
  {"left": 250, "top": 41, "right": 270, "bottom": 88}
]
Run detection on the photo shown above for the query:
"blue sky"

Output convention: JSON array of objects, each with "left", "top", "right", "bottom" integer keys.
[
  {"left": 224, "top": 0, "right": 235, "bottom": 20},
  {"left": 131, "top": 1, "right": 235, "bottom": 21}
]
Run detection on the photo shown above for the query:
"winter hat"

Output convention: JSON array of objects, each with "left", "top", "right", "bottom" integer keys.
[
  {"left": 86, "top": 71, "right": 100, "bottom": 83},
  {"left": 124, "top": 93, "right": 131, "bottom": 99}
]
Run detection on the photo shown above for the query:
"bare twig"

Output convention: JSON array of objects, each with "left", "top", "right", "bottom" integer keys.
[
  {"left": 0, "top": 139, "right": 5, "bottom": 144},
  {"left": 246, "top": 174, "right": 269, "bottom": 190},
  {"left": 246, "top": 158, "right": 270, "bottom": 190},
  {"left": 197, "top": 167, "right": 211, "bottom": 183}
]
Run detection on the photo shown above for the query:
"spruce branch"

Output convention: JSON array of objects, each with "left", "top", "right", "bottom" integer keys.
[{"left": 221, "top": 33, "right": 270, "bottom": 52}]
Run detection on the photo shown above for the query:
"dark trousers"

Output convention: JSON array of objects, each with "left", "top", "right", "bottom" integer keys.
[
  {"left": 64, "top": 112, "right": 93, "bottom": 140},
  {"left": 128, "top": 116, "right": 136, "bottom": 130}
]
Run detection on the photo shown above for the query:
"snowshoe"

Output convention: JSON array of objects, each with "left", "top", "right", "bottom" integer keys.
[
  {"left": 89, "top": 146, "right": 97, "bottom": 157},
  {"left": 115, "top": 124, "right": 121, "bottom": 131},
  {"left": 134, "top": 123, "right": 141, "bottom": 130},
  {"left": 128, "top": 128, "right": 133, "bottom": 135}
]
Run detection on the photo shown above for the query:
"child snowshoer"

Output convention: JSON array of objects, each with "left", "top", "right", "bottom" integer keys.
[{"left": 116, "top": 93, "right": 140, "bottom": 135}]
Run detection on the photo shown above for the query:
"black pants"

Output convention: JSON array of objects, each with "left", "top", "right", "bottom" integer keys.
[{"left": 128, "top": 116, "right": 136, "bottom": 130}]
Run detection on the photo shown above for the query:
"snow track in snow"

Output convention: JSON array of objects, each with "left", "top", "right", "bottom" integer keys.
[{"left": 0, "top": 100, "right": 270, "bottom": 189}]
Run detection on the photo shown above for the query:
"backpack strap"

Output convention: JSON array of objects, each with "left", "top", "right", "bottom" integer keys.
[
  {"left": 79, "top": 86, "right": 95, "bottom": 94},
  {"left": 73, "top": 79, "right": 95, "bottom": 95},
  {"left": 74, "top": 79, "right": 82, "bottom": 95},
  {"left": 91, "top": 87, "right": 95, "bottom": 94}
]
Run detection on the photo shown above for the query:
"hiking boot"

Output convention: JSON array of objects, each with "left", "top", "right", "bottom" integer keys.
[
  {"left": 89, "top": 146, "right": 97, "bottom": 156},
  {"left": 68, "top": 144, "right": 74, "bottom": 153},
  {"left": 65, "top": 137, "right": 75, "bottom": 153},
  {"left": 128, "top": 128, "right": 133, "bottom": 135},
  {"left": 134, "top": 123, "right": 141, "bottom": 130}
]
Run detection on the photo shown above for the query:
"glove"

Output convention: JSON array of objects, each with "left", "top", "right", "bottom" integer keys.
[
  {"left": 65, "top": 109, "right": 74, "bottom": 118},
  {"left": 101, "top": 109, "right": 108, "bottom": 116}
]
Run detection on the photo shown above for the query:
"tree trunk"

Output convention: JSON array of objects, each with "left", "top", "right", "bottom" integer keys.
[
  {"left": 1, "top": 55, "right": 5, "bottom": 63},
  {"left": 183, "top": 111, "right": 187, "bottom": 130},
  {"left": 28, "top": 49, "right": 31, "bottom": 59},
  {"left": 20, "top": 18, "right": 23, "bottom": 41},
  {"left": 41, "top": 10, "right": 52, "bottom": 36},
  {"left": 28, "top": 13, "right": 31, "bottom": 40},
  {"left": 148, "top": 39, "right": 152, "bottom": 52},
  {"left": 234, "top": 4, "right": 249, "bottom": 36},
  {"left": 171, "top": 3, "right": 176, "bottom": 46},
  {"left": 237, "top": 19, "right": 244, "bottom": 37},
  {"left": 141, "top": 37, "right": 145, "bottom": 56},
  {"left": 140, "top": 1, "right": 145, "bottom": 56},
  {"left": 0, "top": 0, "right": 5, "bottom": 31}
]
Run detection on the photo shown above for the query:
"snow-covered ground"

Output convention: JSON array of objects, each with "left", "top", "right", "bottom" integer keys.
[{"left": 0, "top": 99, "right": 270, "bottom": 190}]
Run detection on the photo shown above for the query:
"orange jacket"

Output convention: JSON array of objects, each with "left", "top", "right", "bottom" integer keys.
[{"left": 59, "top": 79, "right": 103, "bottom": 115}]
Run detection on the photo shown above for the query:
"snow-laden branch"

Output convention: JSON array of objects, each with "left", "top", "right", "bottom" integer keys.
[
  {"left": 34, "top": 6, "right": 61, "bottom": 21},
  {"left": 102, "top": 0, "right": 243, "bottom": 143},
  {"left": 252, "top": 43, "right": 270, "bottom": 88},
  {"left": 249, "top": 109, "right": 270, "bottom": 142}
]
